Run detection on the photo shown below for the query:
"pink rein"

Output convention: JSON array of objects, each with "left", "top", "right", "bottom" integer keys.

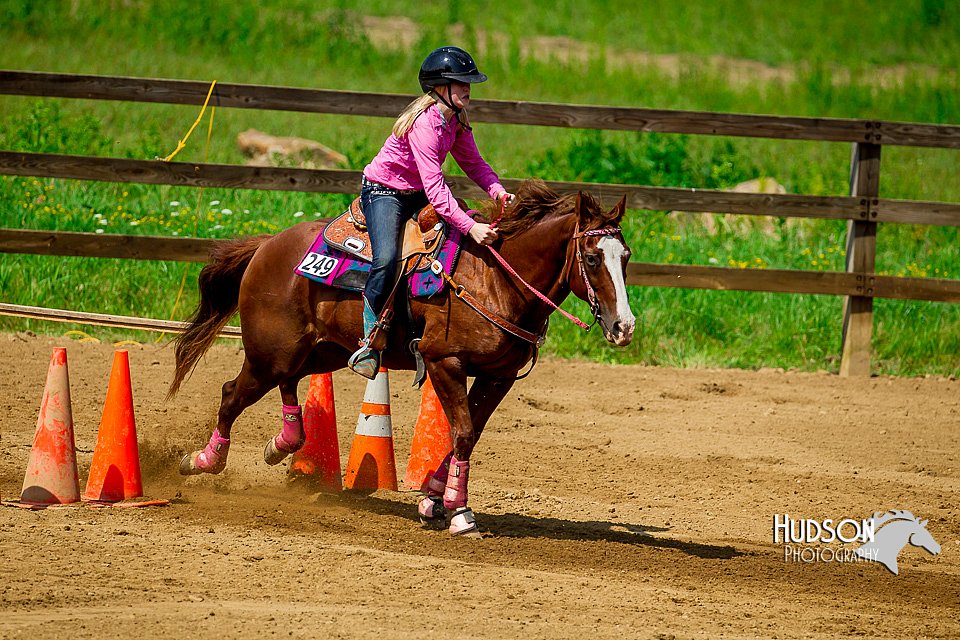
[{"left": 486, "top": 199, "right": 619, "bottom": 332}]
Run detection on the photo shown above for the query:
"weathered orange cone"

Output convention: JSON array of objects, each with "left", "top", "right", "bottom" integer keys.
[
  {"left": 289, "top": 373, "right": 342, "bottom": 491},
  {"left": 20, "top": 347, "right": 80, "bottom": 505},
  {"left": 404, "top": 374, "right": 453, "bottom": 490},
  {"left": 83, "top": 350, "right": 142, "bottom": 502},
  {"left": 343, "top": 367, "right": 397, "bottom": 491}
]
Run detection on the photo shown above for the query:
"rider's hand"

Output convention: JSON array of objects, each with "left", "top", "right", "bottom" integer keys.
[
  {"left": 498, "top": 191, "right": 516, "bottom": 206},
  {"left": 469, "top": 222, "right": 499, "bottom": 246}
]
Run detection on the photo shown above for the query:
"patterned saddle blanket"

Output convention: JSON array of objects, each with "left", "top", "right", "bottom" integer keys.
[{"left": 294, "top": 197, "right": 463, "bottom": 297}]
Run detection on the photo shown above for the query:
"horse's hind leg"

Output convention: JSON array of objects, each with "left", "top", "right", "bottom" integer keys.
[
  {"left": 262, "top": 378, "right": 307, "bottom": 465},
  {"left": 262, "top": 344, "right": 350, "bottom": 465},
  {"left": 179, "top": 358, "right": 275, "bottom": 475}
]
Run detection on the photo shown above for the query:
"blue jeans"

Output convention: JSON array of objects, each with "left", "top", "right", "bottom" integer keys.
[{"left": 360, "top": 177, "right": 429, "bottom": 314}]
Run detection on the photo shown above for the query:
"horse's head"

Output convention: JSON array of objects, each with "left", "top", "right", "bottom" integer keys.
[
  {"left": 908, "top": 519, "right": 941, "bottom": 556},
  {"left": 569, "top": 192, "right": 636, "bottom": 346}
]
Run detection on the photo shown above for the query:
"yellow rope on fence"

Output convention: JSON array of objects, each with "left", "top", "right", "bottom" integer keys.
[
  {"left": 161, "top": 80, "right": 217, "bottom": 162},
  {"left": 156, "top": 100, "right": 217, "bottom": 343}
]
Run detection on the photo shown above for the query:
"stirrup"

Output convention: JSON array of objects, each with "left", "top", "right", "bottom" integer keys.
[{"left": 348, "top": 343, "right": 380, "bottom": 380}]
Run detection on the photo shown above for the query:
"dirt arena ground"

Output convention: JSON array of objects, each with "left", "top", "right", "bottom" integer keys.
[{"left": 1, "top": 333, "right": 957, "bottom": 639}]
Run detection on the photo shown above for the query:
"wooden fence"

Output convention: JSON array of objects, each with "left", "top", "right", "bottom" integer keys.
[{"left": 1, "top": 71, "right": 959, "bottom": 375}]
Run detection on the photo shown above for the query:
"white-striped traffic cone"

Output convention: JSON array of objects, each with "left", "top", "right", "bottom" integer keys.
[{"left": 342, "top": 368, "right": 397, "bottom": 490}]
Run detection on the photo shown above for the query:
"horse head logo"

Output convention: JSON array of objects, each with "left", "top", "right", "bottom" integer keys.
[{"left": 854, "top": 510, "right": 940, "bottom": 575}]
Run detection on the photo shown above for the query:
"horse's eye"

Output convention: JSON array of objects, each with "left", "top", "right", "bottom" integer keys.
[{"left": 584, "top": 253, "right": 601, "bottom": 267}]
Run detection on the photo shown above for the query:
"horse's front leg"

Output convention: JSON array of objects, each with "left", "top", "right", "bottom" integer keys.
[{"left": 420, "top": 361, "right": 514, "bottom": 537}]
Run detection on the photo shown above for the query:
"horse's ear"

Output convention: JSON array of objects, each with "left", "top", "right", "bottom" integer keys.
[
  {"left": 609, "top": 195, "right": 627, "bottom": 224},
  {"left": 575, "top": 191, "right": 588, "bottom": 221}
]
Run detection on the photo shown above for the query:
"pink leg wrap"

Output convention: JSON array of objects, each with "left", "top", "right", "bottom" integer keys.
[
  {"left": 418, "top": 496, "right": 447, "bottom": 528},
  {"left": 273, "top": 404, "right": 305, "bottom": 453},
  {"left": 425, "top": 451, "right": 453, "bottom": 498},
  {"left": 443, "top": 457, "right": 469, "bottom": 510},
  {"left": 195, "top": 429, "right": 230, "bottom": 473}
]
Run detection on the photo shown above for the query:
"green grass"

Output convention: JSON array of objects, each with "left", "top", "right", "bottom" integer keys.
[{"left": 0, "top": 1, "right": 958, "bottom": 375}]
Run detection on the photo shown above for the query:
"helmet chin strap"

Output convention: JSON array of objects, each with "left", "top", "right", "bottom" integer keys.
[{"left": 432, "top": 88, "right": 472, "bottom": 131}]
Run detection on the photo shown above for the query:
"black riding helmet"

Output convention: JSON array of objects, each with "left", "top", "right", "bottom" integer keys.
[{"left": 418, "top": 46, "right": 488, "bottom": 93}]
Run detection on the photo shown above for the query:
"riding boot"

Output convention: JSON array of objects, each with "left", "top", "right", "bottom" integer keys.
[{"left": 348, "top": 298, "right": 382, "bottom": 380}]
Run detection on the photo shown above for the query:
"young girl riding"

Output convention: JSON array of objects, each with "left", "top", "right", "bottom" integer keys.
[{"left": 348, "top": 46, "right": 515, "bottom": 378}]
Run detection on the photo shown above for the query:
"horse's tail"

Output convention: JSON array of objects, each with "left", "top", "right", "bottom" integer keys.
[{"left": 167, "top": 235, "right": 270, "bottom": 398}]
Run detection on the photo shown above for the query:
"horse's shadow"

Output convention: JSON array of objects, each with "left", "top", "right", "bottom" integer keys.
[{"left": 330, "top": 491, "right": 743, "bottom": 560}]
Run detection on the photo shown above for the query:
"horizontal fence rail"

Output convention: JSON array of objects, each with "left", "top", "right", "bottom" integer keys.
[
  {"left": 4, "top": 229, "right": 960, "bottom": 303},
  {"left": 2, "top": 71, "right": 960, "bottom": 148},
  {"left": 0, "top": 302, "right": 241, "bottom": 337},
  {"left": 3, "top": 151, "right": 960, "bottom": 226}
]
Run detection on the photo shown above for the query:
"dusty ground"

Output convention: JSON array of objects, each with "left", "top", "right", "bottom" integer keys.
[{"left": 1, "top": 332, "right": 958, "bottom": 639}]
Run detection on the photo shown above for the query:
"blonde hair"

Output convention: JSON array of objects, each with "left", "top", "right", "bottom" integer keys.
[{"left": 392, "top": 94, "right": 438, "bottom": 138}]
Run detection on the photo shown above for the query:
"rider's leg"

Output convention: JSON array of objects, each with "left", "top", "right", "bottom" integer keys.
[
  {"left": 348, "top": 182, "right": 402, "bottom": 378},
  {"left": 348, "top": 183, "right": 426, "bottom": 378}
]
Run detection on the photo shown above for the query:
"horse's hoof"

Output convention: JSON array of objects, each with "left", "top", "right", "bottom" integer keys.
[
  {"left": 418, "top": 496, "right": 448, "bottom": 529},
  {"left": 179, "top": 452, "right": 203, "bottom": 476},
  {"left": 180, "top": 449, "right": 227, "bottom": 475},
  {"left": 449, "top": 507, "right": 482, "bottom": 538},
  {"left": 263, "top": 437, "right": 289, "bottom": 466}
]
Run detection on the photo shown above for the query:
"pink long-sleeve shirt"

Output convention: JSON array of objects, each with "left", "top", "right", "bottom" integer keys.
[{"left": 363, "top": 104, "right": 505, "bottom": 235}]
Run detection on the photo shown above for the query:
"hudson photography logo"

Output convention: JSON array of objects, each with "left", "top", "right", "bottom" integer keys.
[{"left": 773, "top": 509, "right": 941, "bottom": 575}]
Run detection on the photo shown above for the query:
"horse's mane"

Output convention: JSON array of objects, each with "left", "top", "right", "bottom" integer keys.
[{"left": 478, "top": 179, "right": 604, "bottom": 239}]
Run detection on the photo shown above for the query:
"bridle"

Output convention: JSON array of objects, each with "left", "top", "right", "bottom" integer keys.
[{"left": 568, "top": 221, "right": 623, "bottom": 334}]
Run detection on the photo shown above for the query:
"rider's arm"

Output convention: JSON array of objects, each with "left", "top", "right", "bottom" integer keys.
[
  {"left": 407, "top": 116, "right": 477, "bottom": 236},
  {"left": 450, "top": 128, "right": 506, "bottom": 200}
]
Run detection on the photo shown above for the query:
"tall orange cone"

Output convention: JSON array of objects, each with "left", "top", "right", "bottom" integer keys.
[
  {"left": 20, "top": 347, "right": 80, "bottom": 505},
  {"left": 404, "top": 374, "right": 453, "bottom": 490},
  {"left": 83, "top": 350, "right": 142, "bottom": 502},
  {"left": 343, "top": 367, "right": 397, "bottom": 491},
  {"left": 289, "top": 373, "right": 342, "bottom": 491}
]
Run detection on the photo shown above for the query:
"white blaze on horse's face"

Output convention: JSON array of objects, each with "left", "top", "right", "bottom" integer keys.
[{"left": 598, "top": 235, "right": 636, "bottom": 346}]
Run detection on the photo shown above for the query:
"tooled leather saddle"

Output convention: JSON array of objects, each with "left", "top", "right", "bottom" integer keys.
[{"left": 321, "top": 197, "right": 446, "bottom": 264}]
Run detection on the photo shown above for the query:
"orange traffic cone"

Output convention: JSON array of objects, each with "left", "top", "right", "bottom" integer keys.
[
  {"left": 289, "top": 373, "right": 342, "bottom": 491},
  {"left": 20, "top": 347, "right": 80, "bottom": 505},
  {"left": 343, "top": 367, "right": 397, "bottom": 491},
  {"left": 83, "top": 350, "right": 142, "bottom": 502},
  {"left": 404, "top": 374, "right": 453, "bottom": 490}
]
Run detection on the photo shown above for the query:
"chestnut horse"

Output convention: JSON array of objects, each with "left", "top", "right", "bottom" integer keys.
[{"left": 169, "top": 179, "right": 636, "bottom": 537}]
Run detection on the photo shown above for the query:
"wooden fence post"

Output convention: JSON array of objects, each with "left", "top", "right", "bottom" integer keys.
[{"left": 839, "top": 142, "right": 881, "bottom": 377}]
